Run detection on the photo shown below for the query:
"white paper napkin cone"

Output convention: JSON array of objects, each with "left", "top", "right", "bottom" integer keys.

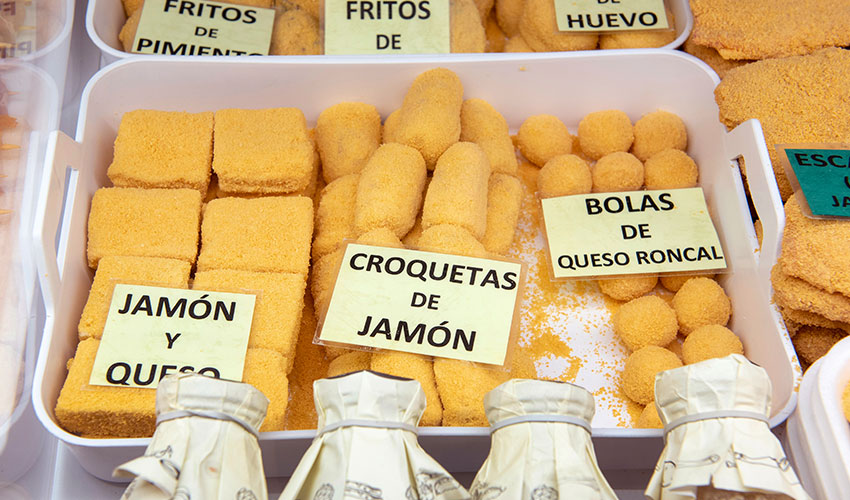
[
  {"left": 645, "top": 355, "right": 811, "bottom": 500},
  {"left": 470, "top": 378, "right": 617, "bottom": 500},
  {"left": 115, "top": 372, "right": 270, "bottom": 500},
  {"left": 279, "top": 370, "right": 470, "bottom": 500}
]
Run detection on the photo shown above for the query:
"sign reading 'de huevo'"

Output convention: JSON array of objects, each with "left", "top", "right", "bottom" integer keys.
[
  {"left": 132, "top": 0, "right": 275, "bottom": 56},
  {"left": 554, "top": 0, "right": 669, "bottom": 32},
  {"left": 777, "top": 144, "right": 850, "bottom": 218},
  {"left": 323, "top": 0, "right": 450, "bottom": 55},
  {"left": 541, "top": 188, "right": 726, "bottom": 279},
  {"left": 90, "top": 284, "right": 256, "bottom": 389},
  {"left": 317, "top": 243, "right": 524, "bottom": 366}
]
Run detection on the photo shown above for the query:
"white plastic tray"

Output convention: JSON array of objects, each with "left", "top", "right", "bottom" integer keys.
[
  {"left": 32, "top": 51, "right": 798, "bottom": 481},
  {"left": 786, "top": 336, "right": 850, "bottom": 500},
  {"left": 0, "top": 61, "right": 58, "bottom": 483},
  {"left": 85, "top": 0, "right": 692, "bottom": 66}
]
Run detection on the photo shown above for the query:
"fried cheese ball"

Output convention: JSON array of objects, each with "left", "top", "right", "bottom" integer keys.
[
  {"left": 660, "top": 273, "right": 716, "bottom": 293},
  {"left": 495, "top": 0, "right": 523, "bottom": 37},
  {"left": 482, "top": 174, "right": 523, "bottom": 255},
  {"left": 792, "top": 326, "right": 845, "bottom": 366},
  {"left": 504, "top": 35, "right": 533, "bottom": 52},
  {"left": 591, "top": 152, "right": 644, "bottom": 193},
  {"left": 516, "top": 115, "right": 572, "bottom": 167},
  {"left": 371, "top": 351, "right": 443, "bottom": 426},
  {"left": 396, "top": 68, "right": 464, "bottom": 168},
  {"left": 312, "top": 174, "right": 358, "bottom": 260},
  {"left": 451, "top": 0, "right": 487, "bottom": 53},
  {"left": 672, "top": 277, "right": 732, "bottom": 335},
  {"left": 681, "top": 325, "right": 744, "bottom": 365},
  {"left": 644, "top": 149, "right": 698, "bottom": 190},
  {"left": 537, "top": 154, "right": 592, "bottom": 198},
  {"left": 353, "top": 143, "right": 427, "bottom": 237},
  {"left": 418, "top": 224, "right": 489, "bottom": 258},
  {"left": 631, "top": 111, "right": 688, "bottom": 161},
  {"left": 327, "top": 351, "right": 372, "bottom": 378},
  {"left": 598, "top": 275, "right": 658, "bottom": 302},
  {"left": 578, "top": 110, "right": 634, "bottom": 161},
  {"left": 315, "top": 102, "right": 381, "bottom": 183},
  {"left": 518, "top": 0, "right": 598, "bottom": 52},
  {"left": 269, "top": 9, "right": 322, "bottom": 55},
  {"left": 422, "top": 142, "right": 491, "bottom": 239},
  {"left": 460, "top": 98, "right": 518, "bottom": 175},
  {"left": 636, "top": 402, "right": 663, "bottom": 429},
  {"left": 614, "top": 295, "right": 678, "bottom": 352},
  {"left": 621, "top": 346, "right": 682, "bottom": 405}
]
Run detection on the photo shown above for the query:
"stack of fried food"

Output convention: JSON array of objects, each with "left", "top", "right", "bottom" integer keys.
[
  {"left": 772, "top": 194, "right": 850, "bottom": 369},
  {"left": 683, "top": 0, "right": 850, "bottom": 79}
]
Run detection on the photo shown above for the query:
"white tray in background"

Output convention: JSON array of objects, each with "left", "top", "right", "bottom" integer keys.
[{"left": 32, "top": 51, "right": 799, "bottom": 481}]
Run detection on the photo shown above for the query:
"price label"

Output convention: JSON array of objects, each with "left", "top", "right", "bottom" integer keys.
[
  {"left": 778, "top": 144, "right": 850, "bottom": 218},
  {"left": 132, "top": 0, "right": 275, "bottom": 56},
  {"left": 541, "top": 188, "right": 726, "bottom": 279},
  {"left": 323, "top": 0, "right": 450, "bottom": 55},
  {"left": 554, "top": 0, "right": 670, "bottom": 32},
  {"left": 317, "top": 243, "right": 524, "bottom": 366},
  {"left": 90, "top": 284, "right": 256, "bottom": 388}
]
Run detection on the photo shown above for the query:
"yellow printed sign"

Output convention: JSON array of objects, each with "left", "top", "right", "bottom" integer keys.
[
  {"left": 317, "top": 244, "right": 524, "bottom": 366},
  {"left": 90, "top": 284, "right": 256, "bottom": 388},
  {"left": 323, "top": 0, "right": 450, "bottom": 54},
  {"left": 0, "top": 0, "right": 37, "bottom": 58},
  {"left": 132, "top": 0, "right": 275, "bottom": 55},
  {"left": 541, "top": 188, "right": 726, "bottom": 279},
  {"left": 554, "top": 0, "right": 670, "bottom": 32}
]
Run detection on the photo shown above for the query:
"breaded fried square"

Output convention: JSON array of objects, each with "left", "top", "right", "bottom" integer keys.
[
  {"left": 86, "top": 187, "right": 202, "bottom": 269},
  {"left": 107, "top": 110, "right": 214, "bottom": 196}
]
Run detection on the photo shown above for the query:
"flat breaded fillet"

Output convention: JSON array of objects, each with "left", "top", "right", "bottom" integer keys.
[
  {"left": 772, "top": 263, "right": 850, "bottom": 324},
  {"left": 779, "top": 305, "right": 850, "bottom": 336},
  {"left": 715, "top": 49, "right": 850, "bottom": 200},
  {"left": 778, "top": 194, "right": 850, "bottom": 296},
  {"left": 682, "top": 36, "right": 750, "bottom": 80},
  {"left": 690, "top": 0, "right": 850, "bottom": 60}
]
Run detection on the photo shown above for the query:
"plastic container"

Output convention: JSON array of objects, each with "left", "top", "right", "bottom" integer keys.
[
  {"left": 85, "top": 0, "right": 692, "bottom": 66},
  {"left": 32, "top": 51, "right": 798, "bottom": 481},
  {"left": 0, "top": 61, "right": 58, "bottom": 483},
  {"left": 785, "top": 336, "right": 850, "bottom": 500}
]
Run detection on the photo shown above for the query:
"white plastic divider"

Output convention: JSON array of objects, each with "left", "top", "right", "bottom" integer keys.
[
  {"left": 32, "top": 51, "right": 798, "bottom": 481},
  {"left": 15, "top": 0, "right": 74, "bottom": 107},
  {"left": 86, "top": 0, "right": 692, "bottom": 66}
]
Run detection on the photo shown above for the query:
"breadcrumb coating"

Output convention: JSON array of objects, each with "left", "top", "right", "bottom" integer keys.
[
  {"left": 598, "top": 275, "right": 657, "bottom": 302},
  {"left": 353, "top": 143, "right": 427, "bottom": 238},
  {"left": 772, "top": 262, "right": 850, "bottom": 324},
  {"left": 382, "top": 109, "right": 401, "bottom": 144},
  {"left": 643, "top": 149, "right": 698, "bottom": 190},
  {"left": 660, "top": 273, "right": 715, "bottom": 293},
  {"left": 451, "top": 0, "right": 486, "bottom": 53},
  {"left": 285, "top": 296, "right": 329, "bottom": 430},
  {"left": 357, "top": 227, "right": 404, "bottom": 248},
  {"left": 422, "top": 142, "right": 491, "bottom": 239},
  {"left": 715, "top": 49, "right": 850, "bottom": 200},
  {"left": 614, "top": 295, "right": 678, "bottom": 352},
  {"left": 482, "top": 173, "right": 522, "bottom": 255},
  {"left": 371, "top": 351, "right": 443, "bottom": 426},
  {"left": 579, "top": 110, "right": 634, "bottom": 161},
  {"left": 516, "top": 114, "right": 572, "bottom": 167},
  {"left": 327, "top": 351, "right": 371, "bottom": 377},
  {"left": 418, "top": 224, "right": 489, "bottom": 258},
  {"left": 312, "top": 174, "right": 358, "bottom": 261},
  {"left": 779, "top": 193, "right": 850, "bottom": 296},
  {"left": 310, "top": 248, "right": 343, "bottom": 319},
  {"left": 631, "top": 111, "right": 687, "bottom": 162},
  {"left": 665, "top": 338, "right": 683, "bottom": 361},
  {"left": 681, "top": 325, "right": 743, "bottom": 365},
  {"left": 86, "top": 187, "right": 201, "bottom": 269},
  {"left": 599, "top": 12, "right": 676, "bottom": 50},
  {"left": 118, "top": 9, "right": 142, "bottom": 52},
  {"left": 276, "top": 0, "right": 318, "bottom": 18},
  {"left": 434, "top": 359, "right": 509, "bottom": 426},
  {"left": 485, "top": 12, "right": 506, "bottom": 53},
  {"left": 792, "top": 326, "right": 845, "bottom": 366},
  {"left": 636, "top": 401, "right": 663, "bottom": 429},
  {"left": 471, "top": 0, "right": 493, "bottom": 20},
  {"left": 621, "top": 346, "right": 682, "bottom": 405},
  {"left": 591, "top": 152, "right": 644, "bottom": 193},
  {"left": 537, "top": 154, "right": 591, "bottom": 198},
  {"left": 460, "top": 98, "right": 518, "bottom": 175},
  {"left": 504, "top": 35, "right": 532, "bottom": 52},
  {"left": 269, "top": 8, "right": 322, "bottom": 55},
  {"left": 779, "top": 305, "right": 850, "bottom": 336},
  {"left": 672, "top": 277, "right": 731, "bottom": 335},
  {"left": 397, "top": 68, "right": 464, "bottom": 168},
  {"left": 690, "top": 0, "right": 850, "bottom": 60},
  {"left": 495, "top": 0, "right": 523, "bottom": 37},
  {"left": 315, "top": 102, "right": 381, "bottom": 183},
  {"left": 682, "top": 36, "right": 750, "bottom": 80},
  {"left": 518, "top": 0, "right": 597, "bottom": 52}
]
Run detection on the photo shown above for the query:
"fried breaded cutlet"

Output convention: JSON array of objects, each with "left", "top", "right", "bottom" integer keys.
[
  {"left": 772, "top": 262, "right": 850, "bottom": 324},
  {"left": 690, "top": 0, "right": 850, "bottom": 60},
  {"left": 682, "top": 36, "right": 750, "bottom": 80},
  {"left": 715, "top": 49, "right": 850, "bottom": 200}
]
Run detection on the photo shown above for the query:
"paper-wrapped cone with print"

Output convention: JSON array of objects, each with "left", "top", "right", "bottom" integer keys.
[
  {"left": 279, "top": 370, "right": 469, "bottom": 500},
  {"left": 115, "top": 373, "right": 269, "bottom": 500},
  {"left": 470, "top": 379, "right": 617, "bottom": 500},
  {"left": 645, "top": 355, "right": 810, "bottom": 500}
]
